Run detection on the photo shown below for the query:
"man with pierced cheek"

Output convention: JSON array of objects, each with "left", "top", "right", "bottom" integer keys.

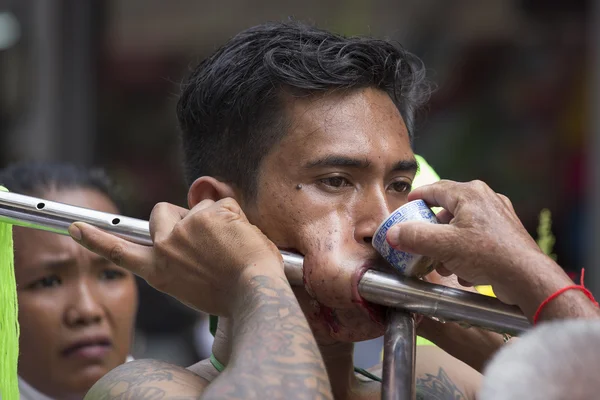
[{"left": 78, "top": 22, "right": 497, "bottom": 400}]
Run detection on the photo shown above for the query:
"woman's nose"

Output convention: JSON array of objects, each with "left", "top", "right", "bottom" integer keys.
[{"left": 65, "top": 281, "right": 105, "bottom": 327}]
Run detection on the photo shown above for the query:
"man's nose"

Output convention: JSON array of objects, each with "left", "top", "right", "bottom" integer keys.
[
  {"left": 64, "top": 281, "right": 105, "bottom": 327},
  {"left": 353, "top": 186, "right": 391, "bottom": 245}
]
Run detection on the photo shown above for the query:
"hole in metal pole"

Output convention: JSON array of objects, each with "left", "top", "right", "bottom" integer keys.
[
  {"left": 111, "top": 218, "right": 120, "bottom": 225},
  {"left": 36, "top": 202, "right": 45, "bottom": 209}
]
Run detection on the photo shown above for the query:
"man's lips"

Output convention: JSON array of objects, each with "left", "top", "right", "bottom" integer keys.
[
  {"left": 352, "top": 260, "right": 387, "bottom": 325},
  {"left": 61, "top": 335, "right": 113, "bottom": 359}
]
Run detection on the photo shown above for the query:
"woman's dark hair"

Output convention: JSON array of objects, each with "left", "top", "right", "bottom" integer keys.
[
  {"left": 0, "top": 162, "right": 121, "bottom": 209},
  {"left": 177, "top": 21, "right": 431, "bottom": 199}
]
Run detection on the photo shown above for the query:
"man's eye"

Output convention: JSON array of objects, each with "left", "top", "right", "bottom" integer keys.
[
  {"left": 101, "top": 269, "right": 126, "bottom": 281},
  {"left": 320, "top": 176, "right": 351, "bottom": 188},
  {"left": 390, "top": 181, "right": 412, "bottom": 193},
  {"left": 29, "top": 276, "right": 61, "bottom": 289}
]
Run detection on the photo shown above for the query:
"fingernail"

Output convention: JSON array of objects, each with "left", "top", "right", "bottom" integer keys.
[
  {"left": 68, "top": 224, "right": 82, "bottom": 241},
  {"left": 386, "top": 225, "right": 401, "bottom": 247}
]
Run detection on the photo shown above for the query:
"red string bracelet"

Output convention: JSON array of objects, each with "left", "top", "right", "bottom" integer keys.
[{"left": 533, "top": 269, "right": 599, "bottom": 325}]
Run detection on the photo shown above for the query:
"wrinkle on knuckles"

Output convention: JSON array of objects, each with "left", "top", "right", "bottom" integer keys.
[{"left": 109, "top": 243, "right": 126, "bottom": 266}]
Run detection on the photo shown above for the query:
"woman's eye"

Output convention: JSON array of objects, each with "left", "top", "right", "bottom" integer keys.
[
  {"left": 390, "top": 181, "right": 412, "bottom": 193},
  {"left": 29, "top": 276, "right": 61, "bottom": 289},
  {"left": 101, "top": 269, "right": 126, "bottom": 281},
  {"left": 320, "top": 176, "right": 351, "bottom": 188}
]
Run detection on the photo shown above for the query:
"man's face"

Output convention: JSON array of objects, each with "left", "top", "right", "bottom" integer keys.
[{"left": 244, "top": 87, "right": 417, "bottom": 343}]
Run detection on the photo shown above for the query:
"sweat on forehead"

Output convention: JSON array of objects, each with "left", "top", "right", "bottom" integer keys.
[{"left": 177, "top": 21, "right": 431, "bottom": 198}]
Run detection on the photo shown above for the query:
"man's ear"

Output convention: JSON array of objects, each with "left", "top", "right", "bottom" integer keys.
[{"left": 187, "top": 177, "right": 238, "bottom": 208}]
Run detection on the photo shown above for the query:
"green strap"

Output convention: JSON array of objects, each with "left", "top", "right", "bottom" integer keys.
[
  {"left": 354, "top": 367, "right": 382, "bottom": 382},
  {"left": 210, "top": 353, "right": 226, "bottom": 372}
]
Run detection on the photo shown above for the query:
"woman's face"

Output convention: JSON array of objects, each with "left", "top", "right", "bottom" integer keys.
[{"left": 14, "top": 188, "right": 138, "bottom": 399}]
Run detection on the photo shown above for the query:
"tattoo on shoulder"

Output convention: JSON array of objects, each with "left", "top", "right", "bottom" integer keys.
[
  {"left": 416, "top": 367, "right": 467, "bottom": 400},
  {"left": 84, "top": 359, "right": 206, "bottom": 400}
]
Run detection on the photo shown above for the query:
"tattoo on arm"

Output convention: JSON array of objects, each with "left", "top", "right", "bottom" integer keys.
[
  {"left": 84, "top": 359, "right": 207, "bottom": 400},
  {"left": 416, "top": 368, "right": 467, "bottom": 400},
  {"left": 85, "top": 276, "right": 331, "bottom": 400},
  {"left": 201, "top": 275, "right": 332, "bottom": 400}
]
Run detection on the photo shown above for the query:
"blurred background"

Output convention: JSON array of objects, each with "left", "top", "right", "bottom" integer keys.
[{"left": 0, "top": 0, "right": 597, "bottom": 367}]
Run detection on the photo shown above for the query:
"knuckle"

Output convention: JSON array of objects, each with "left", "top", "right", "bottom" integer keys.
[
  {"left": 109, "top": 244, "right": 126, "bottom": 265},
  {"left": 153, "top": 236, "right": 169, "bottom": 254},
  {"left": 220, "top": 197, "right": 240, "bottom": 211},
  {"left": 151, "top": 202, "right": 170, "bottom": 214},
  {"left": 171, "top": 221, "right": 190, "bottom": 240},
  {"left": 498, "top": 194, "right": 513, "bottom": 206},
  {"left": 470, "top": 179, "right": 489, "bottom": 192},
  {"left": 403, "top": 225, "right": 421, "bottom": 251}
]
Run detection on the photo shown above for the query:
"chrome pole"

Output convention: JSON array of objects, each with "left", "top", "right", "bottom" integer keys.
[
  {"left": 382, "top": 311, "right": 416, "bottom": 400},
  {"left": 0, "top": 191, "right": 530, "bottom": 334},
  {"left": 358, "top": 270, "right": 528, "bottom": 334}
]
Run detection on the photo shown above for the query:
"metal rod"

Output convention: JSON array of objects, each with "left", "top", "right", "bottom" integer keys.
[
  {"left": 382, "top": 311, "right": 416, "bottom": 400},
  {"left": 359, "top": 270, "right": 528, "bottom": 335},
  {"left": 0, "top": 191, "right": 151, "bottom": 245},
  {"left": 0, "top": 191, "right": 530, "bottom": 334}
]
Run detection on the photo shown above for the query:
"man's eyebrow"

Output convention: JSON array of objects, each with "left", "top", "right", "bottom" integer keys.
[
  {"left": 302, "top": 156, "right": 419, "bottom": 174},
  {"left": 391, "top": 159, "right": 419, "bottom": 174},
  {"left": 303, "top": 156, "right": 371, "bottom": 169}
]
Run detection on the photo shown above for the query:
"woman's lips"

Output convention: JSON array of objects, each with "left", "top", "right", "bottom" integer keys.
[{"left": 62, "top": 336, "right": 113, "bottom": 360}]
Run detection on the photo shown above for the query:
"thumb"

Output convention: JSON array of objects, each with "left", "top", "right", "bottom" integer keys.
[
  {"left": 386, "top": 221, "right": 455, "bottom": 259},
  {"left": 69, "top": 222, "right": 153, "bottom": 277}
]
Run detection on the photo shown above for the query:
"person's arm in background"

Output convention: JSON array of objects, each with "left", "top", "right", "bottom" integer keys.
[
  {"left": 417, "top": 273, "right": 509, "bottom": 373},
  {"left": 387, "top": 180, "right": 600, "bottom": 323},
  {"left": 76, "top": 199, "right": 332, "bottom": 400}
]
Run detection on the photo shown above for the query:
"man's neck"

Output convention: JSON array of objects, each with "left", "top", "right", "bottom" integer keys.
[
  {"left": 318, "top": 341, "right": 363, "bottom": 399},
  {"left": 212, "top": 318, "right": 364, "bottom": 399}
]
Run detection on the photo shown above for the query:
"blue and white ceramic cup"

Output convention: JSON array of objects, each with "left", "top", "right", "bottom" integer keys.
[{"left": 372, "top": 200, "right": 438, "bottom": 277}]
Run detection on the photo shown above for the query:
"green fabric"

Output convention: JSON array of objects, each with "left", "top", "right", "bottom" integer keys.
[
  {"left": 209, "top": 315, "right": 218, "bottom": 337},
  {"left": 0, "top": 186, "right": 19, "bottom": 399}
]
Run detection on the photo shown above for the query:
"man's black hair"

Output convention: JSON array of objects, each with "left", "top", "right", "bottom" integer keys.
[
  {"left": 0, "top": 162, "right": 121, "bottom": 209},
  {"left": 177, "top": 21, "right": 431, "bottom": 199}
]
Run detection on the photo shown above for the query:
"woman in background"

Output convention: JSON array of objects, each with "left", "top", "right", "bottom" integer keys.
[{"left": 0, "top": 162, "right": 138, "bottom": 400}]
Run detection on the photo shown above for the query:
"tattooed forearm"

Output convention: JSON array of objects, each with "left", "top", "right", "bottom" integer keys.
[
  {"left": 201, "top": 275, "right": 333, "bottom": 400},
  {"left": 85, "top": 275, "right": 331, "bottom": 400},
  {"left": 416, "top": 368, "right": 467, "bottom": 400},
  {"left": 84, "top": 359, "right": 208, "bottom": 399}
]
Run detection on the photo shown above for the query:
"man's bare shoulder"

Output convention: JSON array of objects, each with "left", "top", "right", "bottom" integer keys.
[{"left": 84, "top": 359, "right": 210, "bottom": 400}]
